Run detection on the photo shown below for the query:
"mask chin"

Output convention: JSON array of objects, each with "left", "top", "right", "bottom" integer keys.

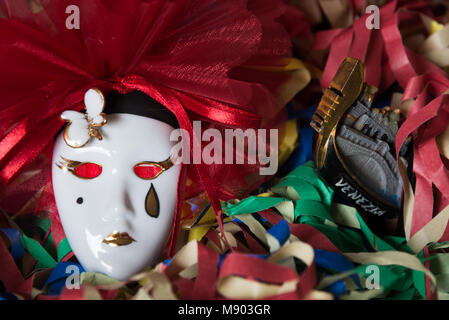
[{"left": 51, "top": 91, "right": 181, "bottom": 281}]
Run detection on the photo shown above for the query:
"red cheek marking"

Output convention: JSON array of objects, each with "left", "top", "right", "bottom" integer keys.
[
  {"left": 134, "top": 163, "right": 163, "bottom": 179},
  {"left": 73, "top": 163, "right": 102, "bottom": 179}
]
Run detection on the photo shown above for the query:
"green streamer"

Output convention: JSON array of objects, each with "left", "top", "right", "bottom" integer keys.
[
  {"left": 224, "top": 161, "right": 435, "bottom": 299},
  {"left": 57, "top": 237, "right": 72, "bottom": 261},
  {"left": 20, "top": 233, "right": 57, "bottom": 269}
]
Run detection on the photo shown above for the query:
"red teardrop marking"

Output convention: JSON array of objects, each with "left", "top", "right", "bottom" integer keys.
[
  {"left": 73, "top": 163, "right": 102, "bottom": 179},
  {"left": 134, "top": 163, "right": 163, "bottom": 179}
]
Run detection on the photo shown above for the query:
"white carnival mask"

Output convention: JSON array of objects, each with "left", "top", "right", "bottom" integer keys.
[{"left": 52, "top": 89, "right": 181, "bottom": 280}]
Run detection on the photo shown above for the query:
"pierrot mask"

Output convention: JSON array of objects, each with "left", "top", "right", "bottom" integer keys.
[{"left": 52, "top": 88, "right": 181, "bottom": 280}]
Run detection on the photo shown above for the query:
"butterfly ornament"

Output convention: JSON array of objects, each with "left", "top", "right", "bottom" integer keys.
[{"left": 61, "top": 88, "right": 107, "bottom": 148}]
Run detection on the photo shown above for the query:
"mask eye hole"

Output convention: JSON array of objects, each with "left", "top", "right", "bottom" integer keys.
[
  {"left": 134, "top": 163, "right": 164, "bottom": 180},
  {"left": 73, "top": 163, "right": 102, "bottom": 179}
]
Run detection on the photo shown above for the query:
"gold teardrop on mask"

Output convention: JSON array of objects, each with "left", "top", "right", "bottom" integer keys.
[{"left": 145, "top": 183, "right": 159, "bottom": 218}]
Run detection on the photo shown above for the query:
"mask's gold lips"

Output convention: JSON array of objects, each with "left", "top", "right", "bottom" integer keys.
[{"left": 102, "top": 231, "right": 136, "bottom": 247}]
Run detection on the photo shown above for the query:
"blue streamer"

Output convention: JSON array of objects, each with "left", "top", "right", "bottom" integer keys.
[
  {"left": 0, "top": 228, "right": 24, "bottom": 261},
  {"left": 247, "top": 253, "right": 271, "bottom": 260},
  {"left": 0, "top": 291, "right": 17, "bottom": 300},
  {"left": 253, "top": 213, "right": 268, "bottom": 224},
  {"left": 44, "top": 262, "right": 85, "bottom": 295},
  {"left": 325, "top": 278, "right": 347, "bottom": 297},
  {"left": 279, "top": 105, "right": 317, "bottom": 176},
  {"left": 191, "top": 203, "right": 212, "bottom": 227},
  {"left": 218, "top": 254, "right": 225, "bottom": 268},
  {"left": 267, "top": 220, "right": 290, "bottom": 247},
  {"left": 296, "top": 124, "right": 314, "bottom": 164},
  {"left": 314, "top": 248, "right": 362, "bottom": 289},
  {"left": 287, "top": 103, "right": 317, "bottom": 120},
  {"left": 0, "top": 280, "right": 18, "bottom": 300},
  {"left": 163, "top": 258, "right": 173, "bottom": 266}
]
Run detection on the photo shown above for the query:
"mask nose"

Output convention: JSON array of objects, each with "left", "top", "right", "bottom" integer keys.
[{"left": 102, "top": 182, "right": 136, "bottom": 224}]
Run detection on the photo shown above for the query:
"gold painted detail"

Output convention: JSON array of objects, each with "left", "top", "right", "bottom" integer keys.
[
  {"left": 310, "top": 57, "right": 365, "bottom": 169},
  {"left": 159, "top": 157, "right": 174, "bottom": 170},
  {"left": 134, "top": 156, "right": 174, "bottom": 180},
  {"left": 146, "top": 183, "right": 160, "bottom": 218},
  {"left": 55, "top": 156, "right": 102, "bottom": 180},
  {"left": 56, "top": 156, "right": 82, "bottom": 171},
  {"left": 62, "top": 88, "right": 107, "bottom": 148},
  {"left": 102, "top": 231, "right": 136, "bottom": 247}
]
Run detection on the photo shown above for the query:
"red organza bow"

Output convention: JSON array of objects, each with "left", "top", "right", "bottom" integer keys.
[{"left": 0, "top": 0, "right": 292, "bottom": 255}]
